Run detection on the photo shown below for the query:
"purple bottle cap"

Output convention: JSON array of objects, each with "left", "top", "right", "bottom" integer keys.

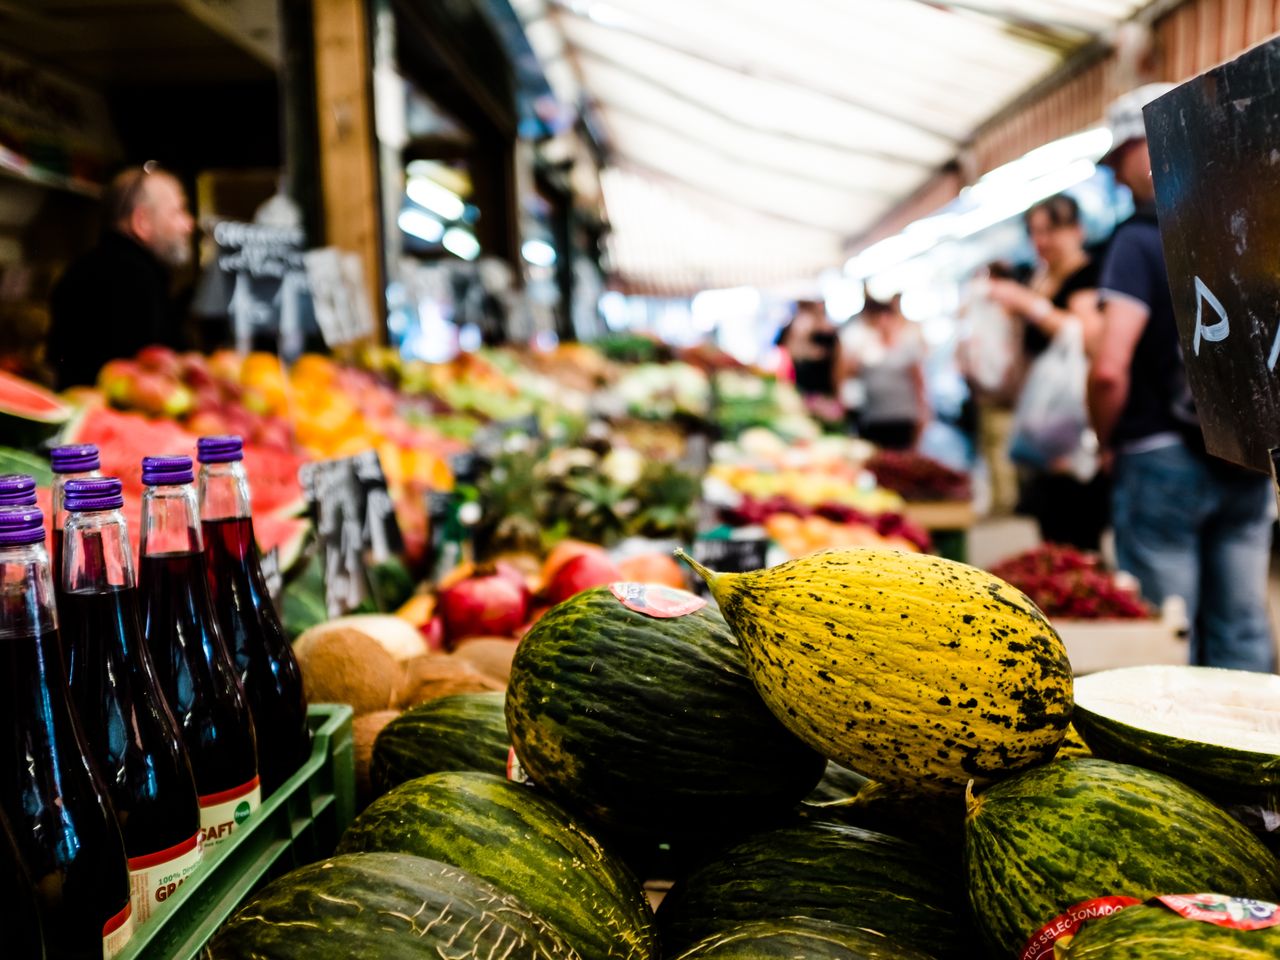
[
  {"left": 197, "top": 435, "right": 244, "bottom": 464},
  {"left": 0, "top": 505, "right": 45, "bottom": 545},
  {"left": 65, "top": 477, "right": 125, "bottom": 513},
  {"left": 50, "top": 444, "right": 100, "bottom": 474},
  {"left": 141, "top": 455, "right": 194, "bottom": 487},
  {"left": 0, "top": 474, "right": 37, "bottom": 507}
]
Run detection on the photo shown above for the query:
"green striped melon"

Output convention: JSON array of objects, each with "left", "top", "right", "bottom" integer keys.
[
  {"left": 370, "top": 691, "right": 508, "bottom": 796},
  {"left": 1058, "top": 901, "right": 1280, "bottom": 959},
  {"left": 965, "top": 758, "right": 1280, "bottom": 958},
  {"left": 1073, "top": 666, "right": 1278, "bottom": 815},
  {"left": 656, "top": 820, "right": 970, "bottom": 958},
  {"left": 506, "top": 587, "right": 824, "bottom": 840},
  {"left": 205, "top": 852, "right": 579, "bottom": 959},
  {"left": 336, "top": 771, "right": 657, "bottom": 960},
  {"left": 673, "top": 917, "right": 940, "bottom": 959}
]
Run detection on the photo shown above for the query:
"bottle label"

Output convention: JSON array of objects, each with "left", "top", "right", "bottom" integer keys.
[
  {"left": 128, "top": 832, "right": 204, "bottom": 925},
  {"left": 1154, "top": 894, "right": 1280, "bottom": 931},
  {"left": 102, "top": 901, "right": 134, "bottom": 959},
  {"left": 199, "top": 776, "right": 261, "bottom": 850},
  {"left": 609, "top": 582, "right": 707, "bottom": 618},
  {"left": 1019, "top": 896, "right": 1142, "bottom": 960}
]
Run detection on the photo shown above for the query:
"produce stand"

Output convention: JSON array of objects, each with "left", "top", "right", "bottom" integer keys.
[
  {"left": 1054, "top": 600, "right": 1190, "bottom": 675},
  {"left": 900, "top": 500, "right": 975, "bottom": 564},
  {"left": 115, "top": 705, "right": 354, "bottom": 960}
]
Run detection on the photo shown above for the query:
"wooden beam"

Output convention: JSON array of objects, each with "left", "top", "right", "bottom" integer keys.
[{"left": 312, "top": 0, "right": 383, "bottom": 336}]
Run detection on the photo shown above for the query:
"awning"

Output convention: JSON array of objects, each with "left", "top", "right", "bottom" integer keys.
[{"left": 513, "top": 0, "right": 1153, "bottom": 294}]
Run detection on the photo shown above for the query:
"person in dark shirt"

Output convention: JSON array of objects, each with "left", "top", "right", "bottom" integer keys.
[
  {"left": 1089, "top": 84, "right": 1275, "bottom": 674},
  {"left": 47, "top": 162, "right": 195, "bottom": 389}
]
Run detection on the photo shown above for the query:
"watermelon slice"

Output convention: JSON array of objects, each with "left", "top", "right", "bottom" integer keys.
[{"left": 0, "top": 370, "right": 75, "bottom": 448}]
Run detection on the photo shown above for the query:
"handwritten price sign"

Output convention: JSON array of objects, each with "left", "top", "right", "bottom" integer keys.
[{"left": 1146, "top": 38, "right": 1280, "bottom": 476}]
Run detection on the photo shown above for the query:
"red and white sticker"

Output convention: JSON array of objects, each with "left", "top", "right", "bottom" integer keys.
[
  {"left": 610, "top": 582, "right": 707, "bottom": 618},
  {"left": 128, "top": 832, "right": 204, "bottom": 925},
  {"left": 1019, "top": 897, "right": 1142, "bottom": 960},
  {"left": 1155, "top": 894, "right": 1280, "bottom": 931},
  {"left": 506, "top": 747, "right": 530, "bottom": 784},
  {"left": 103, "top": 901, "right": 135, "bottom": 958},
  {"left": 199, "top": 776, "right": 261, "bottom": 851}
]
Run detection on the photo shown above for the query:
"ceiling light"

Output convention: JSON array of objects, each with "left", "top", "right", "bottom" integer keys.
[
  {"left": 442, "top": 227, "right": 481, "bottom": 261},
  {"left": 406, "top": 177, "right": 466, "bottom": 221},
  {"left": 397, "top": 208, "right": 444, "bottom": 243},
  {"left": 522, "top": 238, "right": 557, "bottom": 266}
]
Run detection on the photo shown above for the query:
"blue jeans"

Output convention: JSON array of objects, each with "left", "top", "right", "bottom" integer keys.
[{"left": 1112, "top": 442, "right": 1276, "bottom": 673}]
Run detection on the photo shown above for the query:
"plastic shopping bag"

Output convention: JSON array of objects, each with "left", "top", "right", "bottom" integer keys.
[
  {"left": 965, "top": 296, "right": 1016, "bottom": 394},
  {"left": 1008, "top": 320, "right": 1090, "bottom": 472}
]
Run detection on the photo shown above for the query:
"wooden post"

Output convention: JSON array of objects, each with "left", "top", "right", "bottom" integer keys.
[{"left": 311, "top": 0, "right": 384, "bottom": 338}]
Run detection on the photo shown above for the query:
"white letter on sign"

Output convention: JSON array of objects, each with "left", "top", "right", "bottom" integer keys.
[{"left": 1193, "top": 277, "right": 1230, "bottom": 356}]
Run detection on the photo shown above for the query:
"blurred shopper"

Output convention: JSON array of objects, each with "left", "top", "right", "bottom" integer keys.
[
  {"left": 1089, "top": 84, "right": 1275, "bottom": 673},
  {"left": 776, "top": 300, "right": 839, "bottom": 397},
  {"left": 958, "top": 262, "right": 1020, "bottom": 516},
  {"left": 840, "top": 292, "right": 928, "bottom": 450},
  {"left": 985, "top": 194, "right": 1108, "bottom": 551},
  {"left": 47, "top": 162, "right": 195, "bottom": 389}
]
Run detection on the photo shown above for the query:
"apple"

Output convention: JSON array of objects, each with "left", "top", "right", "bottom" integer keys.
[{"left": 135, "top": 345, "right": 181, "bottom": 378}]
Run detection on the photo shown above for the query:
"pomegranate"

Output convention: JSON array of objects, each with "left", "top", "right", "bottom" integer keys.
[
  {"left": 420, "top": 616, "right": 446, "bottom": 652},
  {"left": 543, "top": 551, "right": 623, "bottom": 605},
  {"left": 439, "top": 565, "right": 530, "bottom": 645}
]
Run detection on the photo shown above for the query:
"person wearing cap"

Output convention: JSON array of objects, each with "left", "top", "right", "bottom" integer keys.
[
  {"left": 1088, "top": 83, "right": 1275, "bottom": 673},
  {"left": 46, "top": 163, "right": 195, "bottom": 390}
]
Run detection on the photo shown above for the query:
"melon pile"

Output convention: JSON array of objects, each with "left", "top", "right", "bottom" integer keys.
[{"left": 208, "top": 548, "right": 1280, "bottom": 959}]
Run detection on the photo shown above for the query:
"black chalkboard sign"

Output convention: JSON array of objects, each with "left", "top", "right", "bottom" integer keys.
[
  {"left": 691, "top": 535, "right": 769, "bottom": 596},
  {"left": 298, "top": 450, "right": 404, "bottom": 616},
  {"left": 1146, "top": 42, "right": 1280, "bottom": 476}
]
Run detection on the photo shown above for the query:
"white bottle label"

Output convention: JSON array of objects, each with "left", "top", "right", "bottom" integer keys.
[
  {"left": 198, "top": 776, "right": 261, "bottom": 851},
  {"left": 128, "top": 832, "right": 204, "bottom": 925},
  {"left": 102, "top": 901, "right": 135, "bottom": 959}
]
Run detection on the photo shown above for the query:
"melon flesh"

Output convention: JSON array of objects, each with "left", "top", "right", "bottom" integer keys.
[{"left": 1074, "top": 665, "right": 1280, "bottom": 754}]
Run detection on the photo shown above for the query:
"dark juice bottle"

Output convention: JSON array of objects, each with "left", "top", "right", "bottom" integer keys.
[
  {"left": 50, "top": 445, "right": 101, "bottom": 594},
  {"left": 197, "top": 436, "right": 308, "bottom": 797},
  {"left": 61, "top": 477, "right": 203, "bottom": 927},
  {"left": 0, "top": 804, "right": 46, "bottom": 959},
  {"left": 0, "top": 472, "right": 37, "bottom": 506},
  {"left": 138, "top": 456, "right": 260, "bottom": 852},
  {"left": 0, "top": 504, "right": 134, "bottom": 960}
]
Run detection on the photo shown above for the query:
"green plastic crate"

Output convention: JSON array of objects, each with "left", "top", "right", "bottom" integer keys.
[{"left": 116, "top": 703, "right": 355, "bottom": 960}]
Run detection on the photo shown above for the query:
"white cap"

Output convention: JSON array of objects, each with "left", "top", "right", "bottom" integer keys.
[{"left": 1102, "top": 82, "right": 1177, "bottom": 164}]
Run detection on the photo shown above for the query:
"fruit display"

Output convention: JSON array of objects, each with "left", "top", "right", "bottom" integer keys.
[
  {"left": 672, "top": 918, "right": 939, "bottom": 960},
  {"left": 337, "top": 771, "right": 660, "bottom": 960},
  {"left": 656, "top": 820, "right": 969, "bottom": 957},
  {"left": 206, "top": 852, "right": 580, "bottom": 958},
  {"left": 722, "top": 493, "right": 931, "bottom": 555},
  {"left": 1072, "top": 666, "right": 1280, "bottom": 821},
  {"left": 965, "top": 758, "right": 1280, "bottom": 957},
  {"left": 370, "top": 692, "right": 511, "bottom": 796},
  {"left": 505, "top": 586, "right": 825, "bottom": 839},
  {"left": 988, "top": 544, "right": 1152, "bottom": 619},
  {"left": 866, "top": 449, "right": 973, "bottom": 502},
  {"left": 679, "top": 548, "right": 1074, "bottom": 795}
]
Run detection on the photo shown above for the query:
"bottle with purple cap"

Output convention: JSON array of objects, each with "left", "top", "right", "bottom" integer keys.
[
  {"left": 0, "top": 473, "right": 37, "bottom": 507},
  {"left": 137, "top": 456, "right": 260, "bottom": 852},
  {"left": 50, "top": 444, "right": 101, "bottom": 590},
  {"left": 0, "top": 504, "right": 134, "bottom": 959},
  {"left": 197, "top": 435, "right": 308, "bottom": 797},
  {"left": 62, "top": 477, "right": 203, "bottom": 926}
]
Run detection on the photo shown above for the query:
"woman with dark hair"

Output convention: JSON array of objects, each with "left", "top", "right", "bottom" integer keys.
[
  {"left": 985, "top": 192, "right": 1109, "bottom": 550},
  {"left": 776, "top": 300, "right": 839, "bottom": 399}
]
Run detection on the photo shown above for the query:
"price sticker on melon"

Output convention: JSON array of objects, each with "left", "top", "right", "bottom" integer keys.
[
  {"left": 1154, "top": 894, "right": 1280, "bottom": 931},
  {"left": 610, "top": 582, "right": 707, "bottom": 618}
]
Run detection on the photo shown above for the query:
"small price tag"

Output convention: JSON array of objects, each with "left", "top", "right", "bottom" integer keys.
[
  {"left": 610, "top": 582, "right": 707, "bottom": 618},
  {"left": 259, "top": 546, "right": 283, "bottom": 609},
  {"left": 690, "top": 536, "right": 769, "bottom": 597},
  {"left": 1154, "top": 894, "right": 1280, "bottom": 931}
]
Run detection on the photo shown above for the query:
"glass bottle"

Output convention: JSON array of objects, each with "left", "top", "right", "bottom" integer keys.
[
  {"left": 198, "top": 436, "right": 309, "bottom": 797},
  {"left": 62, "top": 477, "right": 203, "bottom": 926},
  {"left": 0, "top": 504, "right": 133, "bottom": 960},
  {"left": 138, "top": 456, "right": 260, "bottom": 852}
]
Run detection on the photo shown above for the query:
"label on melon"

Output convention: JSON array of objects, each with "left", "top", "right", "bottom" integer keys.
[
  {"left": 1154, "top": 894, "right": 1280, "bottom": 931},
  {"left": 506, "top": 746, "right": 530, "bottom": 784},
  {"left": 1019, "top": 896, "right": 1141, "bottom": 960},
  {"left": 609, "top": 582, "right": 707, "bottom": 618}
]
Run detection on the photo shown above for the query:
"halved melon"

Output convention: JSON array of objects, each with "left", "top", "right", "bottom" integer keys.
[
  {"left": 1073, "top": 665, "right": 1279, "bottom": 814},
  {"left": 0, "top": 370, "right": 74, "bottom": 448}
]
